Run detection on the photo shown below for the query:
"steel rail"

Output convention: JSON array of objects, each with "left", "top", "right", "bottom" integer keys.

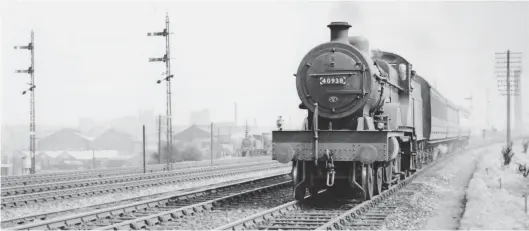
[
  {"left": 1, "top": 163, "right": 288, "bottom": 209},
  {"left": 93, "top": 182, "right": 292, "bottom": 231},
  {"left": 2, "top": 157, "right": 272, "bottom": 187},
  {"left": 2, "top": 156, "right": 271, "bottom": 182},
  {"left": 1, "top": 174, "right": 282, "bottom": 228},
  {"left": 1, "top": 161, "right": 275, "bottom": 196},
  {"left": 5, "top": 173, "right": 291, "bottom": 230}
]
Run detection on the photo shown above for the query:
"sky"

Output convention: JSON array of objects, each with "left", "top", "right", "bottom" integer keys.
[{"left": 1, "top": 0, "right": 528, "bottom": 130}]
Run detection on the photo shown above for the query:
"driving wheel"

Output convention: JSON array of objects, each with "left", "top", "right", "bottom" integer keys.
[
  {"left": 362, "top": 164, "right": 374, "bottom": 200},
  {"left": 374, "top": 166, "right": 383, "bottom": 195}
]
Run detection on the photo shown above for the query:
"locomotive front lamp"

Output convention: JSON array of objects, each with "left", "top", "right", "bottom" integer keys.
[
  {"left": 376, "top": 122, "right": 384, "bottom": 130},
  {"left": 277, "top": 116, "right": 284, "bottom": 130}
]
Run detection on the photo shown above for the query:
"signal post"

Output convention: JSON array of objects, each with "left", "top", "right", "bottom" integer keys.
[{"left": 14, "top": 31, "right": 37, "bottom": 175}]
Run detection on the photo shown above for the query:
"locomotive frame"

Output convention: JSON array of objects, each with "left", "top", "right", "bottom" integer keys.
[{"left": 272, "top": 22, "right": 470, "bottom": 201}]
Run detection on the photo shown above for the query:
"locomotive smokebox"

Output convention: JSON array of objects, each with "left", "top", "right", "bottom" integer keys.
[
  {"left": 295, "top": 21, "right": 378, "bottom": 119},
  {"left": 328, "top": 22, "right": 351, "bottom": 43}
]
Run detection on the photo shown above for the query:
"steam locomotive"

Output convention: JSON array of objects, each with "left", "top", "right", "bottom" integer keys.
[
  {"left": 272, "top": 22, "right": 471, "bottom": 201},
  {"left": 241, "top": 133, "right": 272, "bottom": 157}
]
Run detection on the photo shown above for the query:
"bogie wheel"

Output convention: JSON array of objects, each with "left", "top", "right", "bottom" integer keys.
[
  {"left": 362, "top": 164, "right": 374, "bottom": 200},
  {"left": 374, "top": 166, "right": 383, "bottom": 195}
]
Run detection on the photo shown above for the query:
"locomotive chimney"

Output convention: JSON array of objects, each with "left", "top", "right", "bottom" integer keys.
[{"left": 328, "top": 22, "right": 351, "bottom": 43}]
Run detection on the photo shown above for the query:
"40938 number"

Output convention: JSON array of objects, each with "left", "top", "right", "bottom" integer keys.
[{"left": 319, "top": 76, "right": 347, "bottom": 85}]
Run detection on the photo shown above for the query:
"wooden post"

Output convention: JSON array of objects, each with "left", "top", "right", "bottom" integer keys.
[
  {"left": 210, "top": 122, "right": 213, "bottom": 165},
  {"left": 158, "top": 115, "right": 161, "bottom": 164},
  {"left": 143, "top": 125, "right": 146, "bottom": 174},
  {"left": 21, "top": 157, "right": 26, "bottom": 175},
  {"left": 506, "top": 50, "right": 511, "bottom": 147},
  {"left": 12, "top": 153, "right": 15, "bottom": 175},
  {"left": 218, "top": 127, "right": 220, "bottom": 157}
]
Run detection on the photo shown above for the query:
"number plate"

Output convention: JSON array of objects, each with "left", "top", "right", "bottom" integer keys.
[{"left": 319, "top": 76, "right": 347, "bottom": 85}]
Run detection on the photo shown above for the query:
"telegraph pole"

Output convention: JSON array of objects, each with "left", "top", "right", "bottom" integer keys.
[
  {"left": 148, "top": 13, "right": 174, "bottom": 165},
  {"left": 14, "top": 30, "right": 36, "bottom": 174},
  {"left": 495, "top": 50, "right": 522, "bottom": 146}
]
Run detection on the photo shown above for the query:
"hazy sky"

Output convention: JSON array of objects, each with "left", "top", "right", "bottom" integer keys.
[{"left": 1, "top": 0, "right": 528, "bottom": 129}]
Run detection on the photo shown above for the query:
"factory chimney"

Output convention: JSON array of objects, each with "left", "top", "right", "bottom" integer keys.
[{"left": 234, "top": 102, "right": 238, "bottom": 126}]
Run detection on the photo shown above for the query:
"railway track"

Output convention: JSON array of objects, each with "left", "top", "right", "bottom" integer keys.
[
  {"left": 1, "top": 161, "right": 276, "bottom": 197},
  {"left": 216, "top": 140, "right": 509, "bottom": 230},
  {"left": 4, "top": 137, "right": 515, "bottom": 230},
  {"left": 215, "top": 172, "right": 414, "bottom": 230},
  {"left": 2, "top": 165, "right": 166, "bottom": 187},
  {"left": 1, "top": 163, "right": 185, "bottom": 187},
  {"left": 1, "top": 172, "right": 290, "bottom": 228},
  {"left": 2, "top": 157, "right": 271, "bottom": 187},
  {"left": 5, "top": 173, "right": 292, "bottom": 230},
  {"left": 6, "top": 143, "right": 478, "bottom": 231},
  {"left": 1, "top": 163, "right": 287, "bottom": 209}
]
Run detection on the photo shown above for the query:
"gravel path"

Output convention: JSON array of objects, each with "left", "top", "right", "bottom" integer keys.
[
  {"left": 378, "top": 145, "right": 496, "bottom": 230},
  {"left": 380, "top": 183, "right": 440, "bottom": 230},
  {"left": 1, "top": 167, "right": 289, "bottom": 221}
]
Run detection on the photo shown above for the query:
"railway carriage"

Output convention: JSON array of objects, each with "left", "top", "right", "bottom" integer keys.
[
  {"left": 413, "top": 75, "right": 470, "bottom": 156},
  {"left": 272, "top": 22, "right": 470, "bottom": 201}
]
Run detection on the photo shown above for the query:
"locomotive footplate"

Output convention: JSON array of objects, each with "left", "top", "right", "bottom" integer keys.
[{"left": 272, "top": 130, "right": 404, "bottom": 164}]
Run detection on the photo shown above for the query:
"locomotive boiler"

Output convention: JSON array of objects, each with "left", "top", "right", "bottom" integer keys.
[{"left": 272, "top": 22, "right": 470, "bottom": 201}]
